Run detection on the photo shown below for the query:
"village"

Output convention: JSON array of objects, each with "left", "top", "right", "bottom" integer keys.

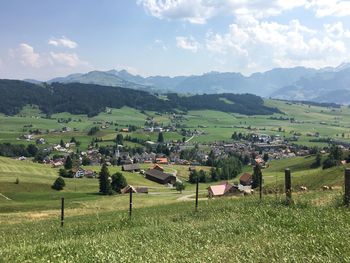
[{"left": 15, "top": 126, "right": 331, "bottom": 198}]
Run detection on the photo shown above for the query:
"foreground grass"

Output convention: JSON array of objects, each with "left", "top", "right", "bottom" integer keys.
[{"left": 1, "top": 194, "right": 350, "bottom": 263}]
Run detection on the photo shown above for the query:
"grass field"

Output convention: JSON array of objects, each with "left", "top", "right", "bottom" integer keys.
[
  {"left": 2, "top": 100, "right": 350, "bottom": 150},
  {"left": 2, "top": 101, "right": 350, "bottom": 262},
  {"left": 1, "top": 192, "right": 350, "bottom": 262}
]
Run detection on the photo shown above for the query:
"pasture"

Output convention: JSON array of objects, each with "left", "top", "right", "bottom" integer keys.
[{"left": 1, "top": 100, "right": 350, "bottom": 150}]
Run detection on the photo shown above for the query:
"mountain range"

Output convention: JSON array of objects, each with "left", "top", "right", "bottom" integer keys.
[{"left": 25, "top": 63, "right": 350, "bottom": 104}]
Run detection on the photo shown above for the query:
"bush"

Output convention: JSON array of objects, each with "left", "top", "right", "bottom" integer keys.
[
  {"left": 174, "top": 181, "right": 185, "bottom": 193},
  {"left": 52, "top": 177, "right": 65, "bottom": 191},
  {"left": 322, "top": 158, "right": 337, "bottom": 169},
  {"left": 59, "top": 168, "right": 74, "bottom": 178},
  {"left": 111, "top": 172, "right": 127, "bottom": 194}
]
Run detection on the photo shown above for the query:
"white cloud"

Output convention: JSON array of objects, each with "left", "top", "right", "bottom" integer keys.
[
  {"left": 306, "top": 0, "right": 350, "bottom": 17},
  {"left": 138, "top": 0, "right": 308, "bottom": 24},
  {"left": 50, "top": 52, "right": 88, "bottom": 67},
  {"left": 49, "top": 36, "right": 78, "bottom": 49},
  {"left": 10, "top": 43, "right": 41, "bottom": 68},
  {"left": 324, "top": 22, "right": 350, "bottom": 38},
  {"left": 176, "top": 36, "right": 199, "bottom": 52},
  {"left": 1, "top": 43, "right": 91, "bottom": 80},
  {"left": 205, "top": 16, "right": 350, "bottom": 72}
]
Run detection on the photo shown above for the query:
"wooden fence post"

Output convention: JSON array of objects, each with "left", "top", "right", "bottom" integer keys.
[
  {"left": 344, "top": 168, "right": 350, "bottom": 206},
  {"left": 285, "top": 168, "right": 292, "bottom": 205},
  {"left": 259, "top": 172, "right": 262, "bottom": 201},
  {"left": 129, "top": 188, "right": 133, "bottom": 218},
  {"left": 195, "top": 173, "right": 199, "bottom": 212},
  {"left": 61, "top": 197, "right": 64, "bottom": 227}
]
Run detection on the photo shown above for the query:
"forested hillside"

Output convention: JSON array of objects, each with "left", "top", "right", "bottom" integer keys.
[{"left": 0, "top": 80, "right": 280, "bottom": 116}]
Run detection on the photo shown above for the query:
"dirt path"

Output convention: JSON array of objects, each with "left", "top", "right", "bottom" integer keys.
[
  {"left": 177, "top": 193, "right": 208, "bottom": 201},
  {"left": 0, "top": 192, "right": 12, "bottom": 200}
]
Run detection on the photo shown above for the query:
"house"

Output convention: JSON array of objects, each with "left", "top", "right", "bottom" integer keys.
[
  {"left": 121, "top": 185, "right": 149, "bottom": 194},
  {"left": 122, "top": 164, "right": 140, "bottom": 172},
  {"left": 240, "top": 173, "right": 253, "bottom": 186},
  {"left": 75, "top": 168, "right": 85, "bottom": 178},
  {"left": 152, "top": 164, "right": 164, "bottom": 172},
  {"left": 156, "top": 157, "right": 168, "bottom": 164},
  {"left": 84, "top": 170, "right": 96, "bottom": 178},
  {"left": 52, "top": 161, "right": 64, "bottom": 168},
  {"left": 145, "top": 169, "right": 176, "bottom": 185},
  {"left": 121, "top": 128, "right": 129, "bottom": 132},
  {"left": 207, "top": 182, "right": 240, "bottom": 198}
]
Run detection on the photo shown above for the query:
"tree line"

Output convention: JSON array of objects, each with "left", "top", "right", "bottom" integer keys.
[{"left": 0, "top": 80, "right": 280, "bottom": 117}]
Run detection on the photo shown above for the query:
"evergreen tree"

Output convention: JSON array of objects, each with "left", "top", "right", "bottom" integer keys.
[
  {"left": 99, "top": 163, "right": 112, "bottom": 195},
  {"left": 210, "top": 167, "right": 219, "bottom": 182},
  {"left": 115, "top": 134, "right": 124, "bottom": 145},
  {"left": 311, "top": 153, "right": 321, "bottom": 168},
  {"left": 60, "top": 139, "right": 65, "bottom": 147},
  {"left": 252, "top": 165, "right": 262, "bottom": 189},
  {"left": 189, "top": 170, "right": 198, "bottom": 184},
  {"left": 157, "top": 132, "right": 164, "bottom": 143},
  {"left": 64, "top": 155, "right": 73, "bottom": 170},
  {"left": 52, "top": 176, "right": 65, "bottom": 191},
  {"left": 263, "top": 153, "right": 269, "bottom": 163},
  {"left": 111, "top": 172, "right": 127, "bottom": 193}
]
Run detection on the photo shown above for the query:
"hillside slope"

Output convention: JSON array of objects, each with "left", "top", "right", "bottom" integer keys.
[{"left": 0, "top": 80, "right": 280, "bottom": 116}]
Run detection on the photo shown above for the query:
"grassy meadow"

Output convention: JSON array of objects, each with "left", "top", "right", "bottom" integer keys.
[
  {"left": 1, "top": 100, "right": 350, "bottom": 150},
  {"left": 2, "top": 101, "right": 350, "bottom": 262}
]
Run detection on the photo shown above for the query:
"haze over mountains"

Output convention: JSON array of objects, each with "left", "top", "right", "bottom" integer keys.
[{"left": 24, "top": 63, "right": 350, "bottom": 104}]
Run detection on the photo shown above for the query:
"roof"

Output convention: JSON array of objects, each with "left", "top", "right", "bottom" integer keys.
[
  {"left": 255, "top": 158, "right": 264, "bottom": 164},
  {"left": 121, "top": 185, "right": 137, "bottom": 194},
  {"left": 156, "top": 158, "right": 168, "bottom": 164},
  {"left": 152, "top": 164, "right": 164, "bottom": 171},
  {"left": 208, "top": 182, "right": 233, "bottom": 196},
  {"left": 146, "top": 169, "right": 171, "bottom": 181},
  {"left": 122, "top": 164, "right": 140, "bottom": 171},
  {"left": 240, "top": 173, "right": 253, "bottom": 184}
]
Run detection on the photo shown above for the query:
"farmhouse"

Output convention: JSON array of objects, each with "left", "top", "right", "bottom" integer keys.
[
  {"left": 156, "top": 157, "right": 168, "bottom": 164},
  {"left": 207, "top": 182, "right": 240, "bottom": 198},
  {"left": 122, "top": 163, "right": 140, "bottom": 172},
  {"left": 145, "top": 169, "right": 176, "bottom": 185},
  {"left": 239, "top": 173, "right": 253, "bottom": 186},
  {"left": 121, "top": 185, "right": 149, "bottom": 194},
  {"left": 152, "top": 164, "right": 164, "bottom": 172}
]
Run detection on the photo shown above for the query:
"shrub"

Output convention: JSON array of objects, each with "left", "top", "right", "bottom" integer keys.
[
  {"left": 52, "top": 177, "right": 65, "bottom": 191},
  {"left": 111, "top": 172, "right": 127, "bottom": 194}
]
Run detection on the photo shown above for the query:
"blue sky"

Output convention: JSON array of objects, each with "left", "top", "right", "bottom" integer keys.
[{"left": 1, "top": 0, "right": 350, "bottom": 80}]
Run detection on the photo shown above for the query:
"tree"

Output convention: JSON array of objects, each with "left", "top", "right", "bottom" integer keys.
[
  {"left": 210, "top": 167, "right": 219, "bottom": 182},
  {"left": 199, "top": 170, "right": 207, "bottom": 183},
  {"left": 82, "top": 156, "right": 91, "bottom": 166},
  {"left": 70, "top": 137, "right": 77, "bottom": 143},
  {"left": 52, "top": 177, "right": 65, "bottom": 191},
  {"left": 26, "top": 144, "right": 38, "bottom": 156},
  {"left": 157, "top": 132, "right": 164, "bottom": 143},
  {"left": 99, "top": 163, "right": 112, "bottom": 195},
  {"left": 59, "top": 168, "right": 71, "bottom": 178},
  {"left": 311, "top": 153, "right": 321, "bottom": 168},
  {"left": 189, "top": 170, "right": 198, "bottom": 184},
  {"left": 111, "top": 172, "right": 127, "bottom": 193},
  {"left": 64, "top": 156, "right": 73, "bottom": 170},
  {"left": 322, "top": 158, "right": 337, "bottom": 169},
  {"left": 175, "top": 181, "right": 185, "bottom": 193},
  {"left": 263, "top": 153, "right": 269, "bottom": 163},
  {"left": 217, "top": 157, "right": 242, "bottom": 180},
  {"left": 252, "top": 165, "right": 262, "bottom": 189},
  {"left": 115, "top": 134, "right": 124, "bottom": 145}
]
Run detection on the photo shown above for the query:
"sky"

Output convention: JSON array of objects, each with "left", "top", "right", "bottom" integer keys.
[{"left": 1, "top": 0, "right": 350, "bottom": 80}]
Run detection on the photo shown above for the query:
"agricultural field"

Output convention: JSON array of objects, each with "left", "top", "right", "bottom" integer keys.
[
  {"left": 1, "top": 190, "right": 350, "bottom": 262},
  {"left": 1, "top": 100, "right": 350, "bottom": 150}
]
